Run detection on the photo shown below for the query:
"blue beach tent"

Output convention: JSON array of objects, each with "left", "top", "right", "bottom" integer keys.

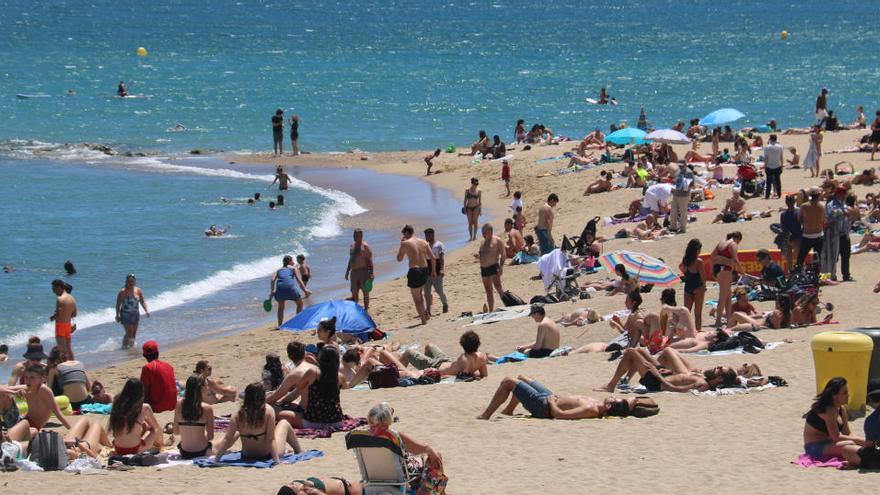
[{"left": 280, "top": 300, "right": 377, "bottom": 338}]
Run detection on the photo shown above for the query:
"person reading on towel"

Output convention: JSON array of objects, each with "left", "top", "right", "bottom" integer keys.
[
  {"left": 595, "top": 347, "right": 737, "bottom": 393},
  {"left": 514, "top": 305, "right": 560, "bottom": 358},
  {"left": 398, "top": 330, "right": 489, "bottom": 379},
  {"left": 477, "top": 374, "right": 657, "bottom": 420}
]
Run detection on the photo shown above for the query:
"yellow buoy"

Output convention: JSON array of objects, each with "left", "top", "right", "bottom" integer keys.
[
  {"left": 780, "top": 31, "right": 789, "bottom": 40},
  {"left": 137, "top": 46, "right": 148, "bottom": 57}
]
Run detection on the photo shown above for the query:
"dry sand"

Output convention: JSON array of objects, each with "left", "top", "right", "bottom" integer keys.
[{"left": 14, "top": 128, "right": 880, "bottom": 494}]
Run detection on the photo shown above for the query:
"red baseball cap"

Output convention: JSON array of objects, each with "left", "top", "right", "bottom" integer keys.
[{"left": 142, "top": 340, "right": 159, "bottom": 355}]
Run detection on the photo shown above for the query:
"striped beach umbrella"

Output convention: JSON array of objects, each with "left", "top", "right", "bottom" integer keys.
[{"left": 598, "top": 250, "right": 680, "bottom": 287}]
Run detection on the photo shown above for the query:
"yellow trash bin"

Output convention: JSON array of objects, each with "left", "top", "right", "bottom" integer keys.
[{"left": 812, "top": 331, "right": 874, "bottom": 414}]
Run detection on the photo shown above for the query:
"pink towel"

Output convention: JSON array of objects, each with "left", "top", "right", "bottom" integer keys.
[{"left": 792, "top": 454, "right": 847, "bottom": 468}]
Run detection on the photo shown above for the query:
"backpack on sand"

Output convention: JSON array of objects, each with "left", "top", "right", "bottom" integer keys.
[
  {"left": 501, "top": 290, "right": 525, "bottom": 307},
  {"left": 28, "top": 431, "right": 67, "bottom": 471}
]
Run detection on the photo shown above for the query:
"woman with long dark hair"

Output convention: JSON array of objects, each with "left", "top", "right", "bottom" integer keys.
[
  {"left": 709, "top": 231, "right": 742, "bottom": 328},
  {"left": 173, "top": 375, "right": 215, "bottom": 459},
  {"left": 213, "top": 382, "right": 301, "bottom": 462},
  {"left": 284, "top": 347, "right": 345, "bottom": 429},
  {"left": 108, "top": 378, "right": 160, "bottom": 455},
  {"left": 679, "top": 239, "right": 706, "bottom": 329},
  {"left": 803, "top": 377, "right": 873, "bottom": 465}
]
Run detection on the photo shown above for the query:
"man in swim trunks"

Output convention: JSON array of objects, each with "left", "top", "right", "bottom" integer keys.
[
  {"left": 594, "top": 347, "right": 736, "bottom": 393},
  {"left": 815, "top": 88, "right": 829, "bottom": 125},
  {"left": 345, "top": 228, "right": 374, "bottom": 311},
  {"left": 535, "top": 193, "right": 558, "bottom": 255},
  {"left": 400, "top": 330, "right": 489, "bottom": 379},
  {"left": 797, "top": 188, "right": 825, "bottom": 269},
  {"left": 270, "top": 166, "right": 292, "bottom": 191},
  {"left": 117, "top": 81, "right": 127, "bottom": 97},
  {"left": 396, "top": 225, "right": 435, "bottom": 325},
  {"left": 1, "top": 365, "right": 72, "bottom": 441},
  {"left": 50, "top": 279, "right": 77, "bottom": 361},
  {"left": 477, "top": 374, "right": 652, "bottom": 420},
  {"left": 711, "top": 189, "right": 747, "bottom": 224},
  {"left": 515, "top": 305, "right": 561, "bottom": 358},
  {"left": 478, "top": 223, "right": 506, "bottom": 312}
]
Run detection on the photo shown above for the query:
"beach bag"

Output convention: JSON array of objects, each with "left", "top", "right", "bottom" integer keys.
[
  {"left": 501, "top": 290, "right": 525, "bottom": 307},
  {"left": 858, "top": 447, "right": 880, "bottom": 469},
  {"left": 416, "top": 455, "right": 448, "bottom": 495},
  {"left": 368, "top": 364, "right": 400, "bottom": 389},
  {"left": 28, "top": 430, "right": 67, "bottom": 471}
]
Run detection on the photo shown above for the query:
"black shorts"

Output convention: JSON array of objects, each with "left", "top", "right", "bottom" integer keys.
[
  {"left": 871, "top": 131, "right": 880, "bottom": 144},
  {"left": 639, "top": 371, "right": 663, "bottom": 392},
  {"left": 528, "top": 348, "right": 553, "bottom": 358},
  {"left": 722, "top": 211, "right": 738, "bottom": 223},
  {"left": 407, "top": 267, "right": 429, "bottom": 288},
  {"left": 480, "top": 263, "right": 499, "bottom": 277}
]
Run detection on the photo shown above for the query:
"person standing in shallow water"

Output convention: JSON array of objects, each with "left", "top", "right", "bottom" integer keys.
[
  {"left": 51, "top": 280, "right": 77, "bottom": 360},
  {"left": 116, "top": 274, "right": 149, "bottom": 350},
  {"left": 272, "top": 109, "right": 284, "bottom": 155},
  {"left": 289, "top": 114, "right": 300, "bottom": 156}
]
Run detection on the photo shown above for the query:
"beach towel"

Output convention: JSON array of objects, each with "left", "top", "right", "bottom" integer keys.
[
  {"left": 193, "top": 449, "right": 324, "bottom": 468},
  {"left": 466, "top": 307, "right": 530, "bottom": 326},
  {"left": 294, "top": 416, "right": 366, "bottom": 439},
  {"left": 792, "top": 454, "right": 847, "bottom": 469},
  {"left": 537, "top": 249, "right": 568, "bottom": 291},
  {"left": 213, "top": 416, "right": 231, "bottom": 432},
  {"left": 79, "top": 403, "right": 112, "bottom": 415},
  {"left": 494, "top": 346, "right": 572, "bottom": 364},
  {"left": 535, "top": 155, "right": 566, "bottom": 164},
  {"left": 692, "top": 341, "right": 784, "bottom": 357},
  {"left": 691, "top": 383, "right": 778, "bottom": 397}
]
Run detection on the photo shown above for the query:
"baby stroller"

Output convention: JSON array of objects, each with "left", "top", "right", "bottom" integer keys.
[
  {"left": 736, "top": 164, "right": 763, "bottom": 198},
  {"left": 537, "top": 249, "right": 588, "bottom": 302},
  {"left": 549, "top": 267, "right": 585, "bottom": 302}
]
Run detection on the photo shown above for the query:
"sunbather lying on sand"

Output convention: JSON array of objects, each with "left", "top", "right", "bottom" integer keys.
[
  {"left": 594, "top": 347, "right": 737, "bottom": 393},
  {"left": 278, "top": 478, "right": 362, "bottom": 495},
  {"left": 583, "top": 170, "right": 613, "bottom": 195},
  {"left": 557, "top": 308, "right": 601, "bottom": 327},
  {"left": 477, "top": 374, "right": 658, "bottom": 420},
  {"left": 398, "top": 331, "right": 489, "bottom": 379}
]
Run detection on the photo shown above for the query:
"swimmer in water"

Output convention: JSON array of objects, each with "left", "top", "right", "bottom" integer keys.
[
  {"left": 117, "top": 81, "right": 128, "bottom": 97},
  {"left": 3, "top": 265, "right": 14, "bottom": 273},
  {"left": 205, "top": 225, "right": 226, "bottom": 237},
  {"left": 64, "top": 260, "right": 76, "bottom": 276},
  {"left": 0, "top": 344, "right": 8, "bottom": 363},
  {"left": 167, "top": 123, "right": 187, "bottom": 132}
]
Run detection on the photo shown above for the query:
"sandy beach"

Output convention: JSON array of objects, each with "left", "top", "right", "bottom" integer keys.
[{"left": 10, "top": 127, "right": 880, "bottom": 494}]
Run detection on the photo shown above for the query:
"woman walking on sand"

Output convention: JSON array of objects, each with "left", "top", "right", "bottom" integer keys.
[
  {"left": 463, "top": 177, "right": 482, "bottom": 241},
  {"left": 270, "top": 255, "right": 311, "bottom": 328},
  {"left": 116, "top": 274, "right": 149, "bottom": 350},
  {"left": 804, "top": 126, "right": 822, "bottom": 177}
]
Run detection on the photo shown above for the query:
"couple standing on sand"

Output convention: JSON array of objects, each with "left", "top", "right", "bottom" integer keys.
[{"left": 395, "top": 225, "right": 450, "bottom": 325}]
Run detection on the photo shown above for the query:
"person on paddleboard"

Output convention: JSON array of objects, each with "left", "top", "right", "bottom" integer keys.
[{"left": 117, "top": 81, "right": 128, "bottom": 97}]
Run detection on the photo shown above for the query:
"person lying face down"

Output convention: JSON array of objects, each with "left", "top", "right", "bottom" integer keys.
[{"left": 477, "top": 374, "right": 658, "bottom": 420}]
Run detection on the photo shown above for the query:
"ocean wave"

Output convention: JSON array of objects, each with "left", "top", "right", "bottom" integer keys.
[{"left": 5, "top": 252, "right": 292, "bottom": 347}]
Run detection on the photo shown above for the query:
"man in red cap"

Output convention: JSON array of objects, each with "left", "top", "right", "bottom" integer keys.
[{"left": 139, "top": 340, "right": 177, "bottom": 413}]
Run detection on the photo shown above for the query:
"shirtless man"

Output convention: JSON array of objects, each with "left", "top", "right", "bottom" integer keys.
[
  {"left": 503, "top": 218, "right": 524, "bottom": 259},
  {"left": 797, "top": 188, "right": 825, "bottom": 268},
  {"left": 396, "top": 225, "right": 435, "bottom": 325},
  {"left": 2, "top": 365, "right": 72, "bottom": 441},
  {"left": 595, "top": 347, "right": 736, "bottom": 393},
  {"left": 270, "top": 166, "right": 292, "bottom": 191},
  {"left": 477, "top": 374, "right": 653, "bottom": 420},
  {"left": 7, "top": 339, "right": 45, "bottom": 386},
  {"left": 515, "top": 305, "right": 560, "bottom": 358},
  {"left": 50, "top": 279, "right": 77, "bottom": 360},
  {"left": 712, "top": 189, "right": 747, "bottom": 224},
  {"left": 478, "top": 223, "right": 505, "bottom": 312},
  {"left": 345, "top": 229, "right": 374, "bottom": 310},
  {"left": 815, "top": 88, "right": 829, "bottom": 125},
  {"left": 269, "top": 342, "right": 316, "bottom": 422},
  {"left": 399, "top": 330, "right": 489, "bottom": 379},
  {"left": 535, "top": 194, "right": 559, "bottom": 255}
]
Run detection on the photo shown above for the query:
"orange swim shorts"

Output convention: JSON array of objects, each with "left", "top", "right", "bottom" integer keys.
[{"left": 55, "top": 321, "right": 72, "bottom": 338}]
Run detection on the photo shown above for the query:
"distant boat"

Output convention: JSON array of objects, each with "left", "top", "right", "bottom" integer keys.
[{"left": 16, "top": 93, "right": 51, "bottom": 99}]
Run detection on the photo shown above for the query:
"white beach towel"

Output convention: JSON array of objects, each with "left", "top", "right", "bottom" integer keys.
[
  {"left": 537, "top": 249, "right": 568, "bottom": 291},
  {"left": 691, "top": 341, "right": 784, "bottom": 357}
]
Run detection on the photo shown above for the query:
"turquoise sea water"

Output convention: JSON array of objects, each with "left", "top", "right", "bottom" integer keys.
[
  {"left": 1, "top": 1, "right": 879, "bottom": 368},
  {"left": 1, "top": 0, "right": 878, "bottom": 153}
]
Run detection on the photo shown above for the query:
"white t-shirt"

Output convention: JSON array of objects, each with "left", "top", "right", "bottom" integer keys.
[
  {"left": 642, "top": 183, "right": 674, "bottom": 211},
  {"left": 430, "top": 240, "right": 446, "bottom": 259},
  {"left": 763, "top": 143, "right": 783, "bottom": 169},
  {"left": 510, "top": 198, "right": 523, "bottom": 212}
]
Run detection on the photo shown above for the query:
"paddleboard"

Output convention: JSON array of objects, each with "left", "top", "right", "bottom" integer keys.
[
  {"left": 114, "top": 94, "right": 153, "bottom": 99},
  {"left": 16, "top": 94, "right": 51, "bottom": 99},
  {"left": 585, "top": 98, "right": 618, "bottom": 106}
]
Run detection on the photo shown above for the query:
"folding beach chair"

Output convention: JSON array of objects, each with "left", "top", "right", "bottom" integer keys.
[{"left": 345, "top": 428, "right": 419, "bottom": 495}]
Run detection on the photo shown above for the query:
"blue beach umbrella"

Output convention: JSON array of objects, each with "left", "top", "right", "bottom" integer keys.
[
  {"left": 699, "top": 108, "right": 746, "bottom": 126},
  {"left": 605, "top": 127, "right": 648, "bottom": 145},
  {"left": 280, "top": 300, "right": 376, "bottom": 337}
]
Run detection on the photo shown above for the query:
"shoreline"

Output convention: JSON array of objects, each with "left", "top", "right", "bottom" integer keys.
[{"left": 12, "top": 127, "right": 880, "bottom": 493}]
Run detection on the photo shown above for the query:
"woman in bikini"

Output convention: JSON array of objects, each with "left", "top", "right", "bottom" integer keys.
[
  {"left": 709, "top": 231, "right": 743, "bottom": 328},
  {"left": 172, "top": 375, "right": 215, "bottom": 459},
  {"left": 582, "top": 263, "right": 637, "bottom": 295},
  {"left": 725, "top": 296, "right": 792, "bottom": 332},
  {"left": 803, "top": 377, "right": 873, "bottom": 465},
  {"left": 463, "top": 177, "right": 482, "bottom": 241},
  {"left": 659, "top": 288, "right": 698, "bottom": 341},
  {"left": 108, "top": 378, "right": 161, "bottom": 455},
  {"left": 214, "top": 382, "right": 302, "bottom": 463},
  {"left": 278, "top": 478, "right": 362, "bottom": 495},
  {"left": 679, "top": 239, "right": 706, "bottom": 330},
  {"left": 514, "top": 119, "right": 526, "bottom": 144}
]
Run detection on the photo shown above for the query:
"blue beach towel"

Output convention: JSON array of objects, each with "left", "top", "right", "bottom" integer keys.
[
  {"left": 193, "top": 449, "right": 324, "bottom": 468},
  {"left": 80, "top": 403, "right": 112, "bottom": 415},
  {"left": 495, "top": 351, "right": 529, "bottom": 364}
]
